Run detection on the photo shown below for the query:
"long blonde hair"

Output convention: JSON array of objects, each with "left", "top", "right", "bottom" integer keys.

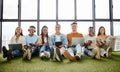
[
  {"left": 15, "top": 27, "right": 23, "bottom": 42},
  {"left": 15, "top": 27, "right": 23, "bottom": 36}
]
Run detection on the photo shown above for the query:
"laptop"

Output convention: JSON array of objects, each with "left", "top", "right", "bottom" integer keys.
[
  {"left": 55, "top": 42, "right": 62, "bottom": 47},
  {"left": 72, "top": 37, "right": 84, "bottom": 46},
  {"left": 8, "top": 43, "right": 22, "bottom": 50}
]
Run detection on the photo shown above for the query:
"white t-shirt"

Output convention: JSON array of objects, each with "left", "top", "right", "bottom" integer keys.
[
  {"left": 44, "top": 37, "right": 47, "bottom": 43},
  {"left": 84, "top": 35, "right": 96, "bottom": 49},
  {"left": 10, "top": 35, "right": 26, "bottom": 45},
  {"left": 56, "top": 35, "right": 61, "bottom": 42}
]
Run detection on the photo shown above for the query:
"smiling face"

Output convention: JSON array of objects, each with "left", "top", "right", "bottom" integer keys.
[
  {"left": 29, "top": 28, "right": 35, "bottom": 35},
  {"left": 88, "top": 27, "right": 94, "bottom": 36},
  {"left": 15, "top": 27, "right": 23, "bottom": 36},
  {"left": 55, "top": 24, "right": 61, "bottom": 33},
  {"left": 97, "top": 26, "right": 106, "bottom": 36},
  {"left": 42, "top": 27, "right": 48, "bottom": 36},
  {"left": 100, "top": 27, "right": 105, "bottom": 35},
  {"left": 71, "top": 23, "right": 77, "bottom": 32}
]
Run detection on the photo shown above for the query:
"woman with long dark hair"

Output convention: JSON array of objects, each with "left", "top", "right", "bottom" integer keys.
[
  {"left": 38, "top": 25, "right": 51, "bottom": 59},
  {"left": 96, "top": 26, "right": 115, "bottom": 58}
]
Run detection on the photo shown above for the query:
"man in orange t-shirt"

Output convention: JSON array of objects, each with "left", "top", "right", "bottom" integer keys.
[{"left": 67, "top": 22, "right": 83, "bottom": 60}]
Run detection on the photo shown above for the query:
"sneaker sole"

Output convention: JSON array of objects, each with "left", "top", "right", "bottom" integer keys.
[{"left": 56, "top": 48, "right": 62, "bottom": 62}]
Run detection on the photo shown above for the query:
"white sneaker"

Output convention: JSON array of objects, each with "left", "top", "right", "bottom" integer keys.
[
  {"left": 40, "top": 51, "right": 50, "bottom": 60},
  {"left": 44, "top": 51, "right": 50, "bottom": 58},
  {"left": 40, "top": 52, "right": 45, "bottom": 57}
]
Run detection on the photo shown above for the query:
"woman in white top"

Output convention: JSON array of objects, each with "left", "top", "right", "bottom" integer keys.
[
  {"left": 10, "top": 27, "right": 26, "bottom": 45},
  {"left": 2, "top": 27, "right": 26, "bottom": 61}
]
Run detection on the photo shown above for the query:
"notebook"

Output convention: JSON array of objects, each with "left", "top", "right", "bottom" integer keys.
[
  {"left": 8, "top": 43, "right": 22, "bottom": 50},
  {"left": 72, "top": 37, "right": 84, "bottom": 46},
  {"left": 55, "top": 42, "right": 62, "bottom": 47}
]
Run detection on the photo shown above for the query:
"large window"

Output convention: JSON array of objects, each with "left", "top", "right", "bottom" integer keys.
[
  {"left": 39, "top": 22, "right": 56, "bottom": 35},
  {"left": 1, "top": 0, "right": 120, "bottom": 51},
  {"left": 58, "top": 22, "right": 72, "bottom": 34},
  {"left": 21, "top": 0, "right": 37, "bottom": 19},
  {"left": 95, "top": 0, "right": 109, "bottom": 19},
  {"left": 77, "top": 0, "right": 92, "bottom": 19},
  {"left": 77, "top": 22, "right": 93, "bottom": 35},
  {"left": 21, "top": 22, "right": 37, "bottom": 35},
  {"left": 3, "top": 0, "right": 18, "bottom": 19},
  {"left": 113, "top": 22, "right": 120, "bottom": 36},
  {"left": 39, "top": 22, "right": 93, "bottom": 36},
  {"left": 58, "top": 0, "right": 74, "bottom": 19},
  {"left": 113, "top": 0, "right": 120, "bottom": 19},
  {"left": 2, "top": 22, "right": 18, "bottom": 49},
  {"left": 40, "top": 0, "right": 56, "bottom": 19}
]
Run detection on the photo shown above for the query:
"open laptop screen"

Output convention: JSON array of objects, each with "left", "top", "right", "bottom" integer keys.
[
  {"left": 8, "top": 43, "right": 22, "bottom": 50},
  {"left": 72, "top": 37, "right": 84, "bottom": 46}
]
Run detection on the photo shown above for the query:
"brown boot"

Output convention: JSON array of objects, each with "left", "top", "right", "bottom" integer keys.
[
  {"left": 95, "top": 48, "right": 101, "bottom": 59},
  {"left": 27, "top": 48, "right": 31, "bottom": 60},
  {"left": 91, "top": 48, "right": 97, "bottom": 59},
  {"left": 107, "top": 47, "right": 112, "bottom": 58},
  {"left": 23, "top": 49, "right": 27, "bottom": 60},
  {"left": 63, "top": 51, "right": 76, "bottom": 61},
  {"left": 75, "top": 53, "right": 81, "bottom": 60}
]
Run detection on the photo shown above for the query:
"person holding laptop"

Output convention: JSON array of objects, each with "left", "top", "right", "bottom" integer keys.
[
  {"left": 50, "top": 24, "right": 75, "bottom": 62},
  {"left": 84, "top": 27, "right": 100, "bottom": 59},
  {"left": 38, "top": 25, "right": 51, "bottom": 60},
  {"left": 67, "top": 22, "right": 83, "bottom": 61},
  {"left": 2, "top": 27, "right": 26, "bottom": 61},
  {"left": 23, "top": 26, "right": 38, "bottom": 60}
]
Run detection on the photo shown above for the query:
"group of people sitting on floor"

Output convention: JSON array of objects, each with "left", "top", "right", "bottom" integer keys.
[{"left": 2, "top": 22, "right": 116, "bottom": 61}]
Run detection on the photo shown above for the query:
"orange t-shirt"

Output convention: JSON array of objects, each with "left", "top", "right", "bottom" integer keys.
[{"left": 67, "top": 32, "right": 83, "bottom": 47}]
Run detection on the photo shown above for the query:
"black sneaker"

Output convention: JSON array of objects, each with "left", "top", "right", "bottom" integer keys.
[
  {"left": 50, "top": 48, "right": 54, "bottom": 59},
  {"left": 55, "top": 48, "right": 62, "bottom": 62},
  {"left": 104, "top": 53, "right": 107, "bottom": 57},
  {"left": 7, "top": 49, "right": 13, "bottom": 61},
  {"left": 2, "top": 46, "right": 8, "bottom": 58}
]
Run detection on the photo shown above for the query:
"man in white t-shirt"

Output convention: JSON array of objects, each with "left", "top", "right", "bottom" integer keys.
[
  {"left": 84, "top": 27, "right": 100, "bottom": 59},
  {"left": 50, "top": 24, "right": 76, "bottom": 61}
]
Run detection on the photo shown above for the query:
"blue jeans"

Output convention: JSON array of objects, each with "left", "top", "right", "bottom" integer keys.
[
  {"left": 68, "top": 44, "right": 82, "bottom": 57},
  {"left": 39, "top": 45, "right": 51, "bottom": 56},
  {"left": 84, "top": 48, "right": 92, "bottom": 56},
  {"left": 29, "top": 46, "right": 38, "bottom": 55},
  {"left": 13, "top": 50, "right": 22, "bottom": 57}
]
